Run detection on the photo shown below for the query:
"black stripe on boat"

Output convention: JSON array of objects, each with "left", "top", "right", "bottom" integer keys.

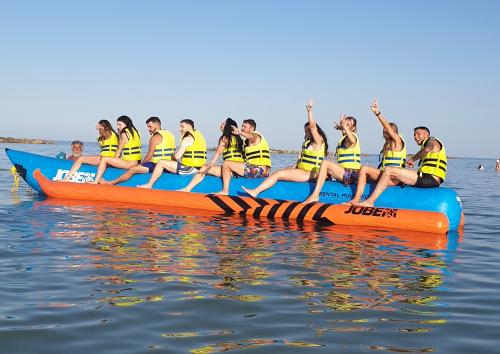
[
  {"left": 282, "top": 202, "right": 301, "bottom": 220},
  {"left": 207, "top": 195, "right": 234, "bottom": 213},
  {"left": 296, "top": 202, "right": 317, "bottom": 222},
  {"left": 312, "top": 203, "right": 332, "bottom": 222},
  {"left": 267, "top": 203, "right": 284, "bottom": 219},
  {"left": 229, "top": 196, "right": 252, "bottom": 210}
]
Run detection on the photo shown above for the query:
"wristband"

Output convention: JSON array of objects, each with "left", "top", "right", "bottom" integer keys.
[{"left": 375, "top": 111, "right": 381, "bottom": 116}]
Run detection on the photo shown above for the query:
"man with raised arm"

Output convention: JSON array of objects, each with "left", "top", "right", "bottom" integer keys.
[{"left": 356, "top": 126, "right": 447, "bottom": 207}]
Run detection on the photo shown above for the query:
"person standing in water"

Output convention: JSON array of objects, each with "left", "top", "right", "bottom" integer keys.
[
  {"left": 347, "top": 99, "right": 406, "bottom": 204},
  {"left": 242, "top": 100, "right": 328, "bottom": 198},
  {"left": 63, "top": 120, "right": 119, "bottom": 181},
  {"left": 178, "top": 117, "right": 244, "bottom": 192},
  {"left": 92, "top": 115, "right": 142, "bottom": 184}
]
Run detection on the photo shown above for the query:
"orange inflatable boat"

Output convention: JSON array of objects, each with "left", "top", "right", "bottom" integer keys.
[{"left": 34, "top": 169, "right": 449, "bottom": 234}]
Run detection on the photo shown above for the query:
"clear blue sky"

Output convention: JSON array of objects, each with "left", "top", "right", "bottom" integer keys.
[{"left": 2, "top": 0, "right": 499, "bottom": 157}]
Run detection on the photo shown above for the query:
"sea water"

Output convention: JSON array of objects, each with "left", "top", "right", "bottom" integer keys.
[{"left": 1, "top": 142, "right": 499, "bottom": 354}]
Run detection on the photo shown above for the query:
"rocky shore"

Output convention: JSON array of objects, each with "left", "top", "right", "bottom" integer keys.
[{"left": 0, "top": 137, "right": 55, "bottom": 144}]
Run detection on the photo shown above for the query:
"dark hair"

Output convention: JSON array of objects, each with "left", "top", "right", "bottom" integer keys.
[
  {"left": 346, "top": 116, "right": 357, "bottom": 132},
  {"left": 304, "top": 122, "right": 329, "bottom": 155},
  {"left": 220, "top": 118, "right": 244, "bottom": 155},
  {"left": 71, "top": 140, "right": 83, "bottom": 146},
  {"left": 243, "top": 119, "right": 256, "bottom": 130},
  {"left": 98, "top": 119, "right": 118, "bottom": 140},
  {"left": 146, "top": 116, "right": 161, "bottom": 125},
  {"left": 180, "top": 119, "right": 195, "bottom": 129},
  {"left": 117, "top": 115, "right": 139, "bottom": 139},
  {"left": 414, "top": 126, "right": 430, "bottom": 134}
]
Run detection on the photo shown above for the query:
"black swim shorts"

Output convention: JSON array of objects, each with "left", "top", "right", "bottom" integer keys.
[{"left": 414, "top": 172, "right": 441, "bottom": 188}]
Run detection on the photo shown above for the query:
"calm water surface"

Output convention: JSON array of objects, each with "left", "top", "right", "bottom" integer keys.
[{"left": 1, "top": 142, "right": 500, "bottom": 353}]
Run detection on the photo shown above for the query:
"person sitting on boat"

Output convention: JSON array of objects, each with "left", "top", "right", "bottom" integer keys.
[
  {"left": 99, "top": 117, "right": 176, "bottom": 185},
  {"left": 92, "top": 115, "right": 142, "bottom": 184},
  {"left": 214, "top": 119, "right": 271, "bottom": 195},
  {"left": 138, "top": 119, "right": 207, "bottom": 189},
  {"left": 303, "top": 113, "right": 361, "bottom": 203},
  {"left": 347, "top": 99, "right": 406, "bottom": 205},
  {"left": 354, "top": 126, "right": 447, "bottom": 207},
  {"left": 67, "top": 140, "right": 84, "bottom": 161},
  {"left": 241, "top": 100, "right": 328, "bottom": 198},
  {"left": 63, "top": 120, "right": 119, "bottom": 181},
  {"left": 178, "top": 117, "right": 244, "bottom": 192}
]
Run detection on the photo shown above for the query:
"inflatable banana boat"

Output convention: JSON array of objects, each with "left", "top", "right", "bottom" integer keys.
[{"left": 6, "top": 148, "right": 464, "bottom": 233}]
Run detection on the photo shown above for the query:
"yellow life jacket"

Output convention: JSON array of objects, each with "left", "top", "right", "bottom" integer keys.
[
  {"left": 336, "top": 133, "right": 361, "bottom": 169},
  {"left": 121, "top": 128, "right": 142, "bottom": 161},
  {"left": 181, "top": 130, "right": 207, "bottom": 167},
  {"left": 296, "top": 139, "right": 326, "bottom": 172},
  {"left": 244, "top": 131, "right": 272, "bottom": 167},
  {"left": 151, "top": 129, "right": 176, "bottom": 163},
  {"left": 380, "top": 135, "right": 407, "bottom": 170},
  {"left": 98, "top": 131, "right": 119, "bottom": 157},
  {"left": 418, "top": 136, "right": 447, "bottom": 181},
  {"left": 222, "top": 135, "right": 244, "bottom": 162}
]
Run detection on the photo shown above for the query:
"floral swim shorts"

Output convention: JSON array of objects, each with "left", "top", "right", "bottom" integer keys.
[{"left": 243, "top": 163, "right": 270, "bottom": 178}]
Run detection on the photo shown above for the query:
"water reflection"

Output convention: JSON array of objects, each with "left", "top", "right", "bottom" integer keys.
[{"left": 31, "top": 199, "right": 461, "bottom": 352}]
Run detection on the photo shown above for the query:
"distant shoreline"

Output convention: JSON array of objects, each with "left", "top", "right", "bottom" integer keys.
[{"left": 0, "top": 137, "right": 56, "bottom": 144}]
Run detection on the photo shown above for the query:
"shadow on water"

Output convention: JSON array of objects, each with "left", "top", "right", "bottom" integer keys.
[{"left": 0, "top": 198, "right": 464, "bottom": 353}]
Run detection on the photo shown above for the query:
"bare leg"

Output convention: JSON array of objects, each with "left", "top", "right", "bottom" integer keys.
[
  {"left": 179, "top": 165, "right": 221, "bottom": 192},
  {"left": 348, "top": 166, "right": 381, "bottom": 204},
  {"left": 215, "top": 161, "right": 245, "bottom": 195},
  {"left": 137, "top": 160, "right": 175, "bottom": 189},
  {"left": 63, "top": 155, "right": 101, "bottom": 181},
  {"left": 93, "top": 157, "right": 138, "bottom": 184},
  {"left": 243, "top": 168, "right": 311, "bottom": 198},
  {"left": 303, "top": 161, "right": 345, "bottom": 203},
  {"left": 356, "top": 167, "right": 418, "bottom": 206},
  {"left": 102, "top": 164, "right": 149, "bottom": 185}
]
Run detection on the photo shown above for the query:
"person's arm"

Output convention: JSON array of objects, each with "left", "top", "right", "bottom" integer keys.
[
  {"left": 306, "top": 101, "right": 324, "bottom": 146},
  {"left": 339, "top": 114, "right": 357, "bottom": 147},
  {"left": 232, "top": 126, "right": 260, "bottom": 145},
  {"left": 406, "top": 138, "right": 439, "bottom": 168},
  {"left": 142, "top": 133, "right": 162, "bottom": 163},
  {"left": 371, "top": 98, "right": 403, "bottom": 150},
  {"left": 115, "top": 131, "right": 129, "bottom": 157},
  {"left": 200, "top": 137, "right": 228, "bottom": 173},
  {"left": 173, "top": 135, "right": 194, "bottom": 161}
]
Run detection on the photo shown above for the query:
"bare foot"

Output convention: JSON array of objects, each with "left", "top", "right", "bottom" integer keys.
[
  {"left": 213, "top": 191, "right": 228, "bottom": 196},
  {"left": 303, "top": 195, "right": 319, "bottom": 204},
  {"left": 137, "top": 184, "right": 152, "bottom": 189},
  {"left": 99, "top": 178, "right": 110, "bottom": 185},
  {"left": 177, "top": 187, "right": 190, "bottom": 192},
  {"left": 241, "top": 186, "right": 258, "bottom": 198},
  {"left": 343, "top": 199, "right": 358, "bottom": 206},
  {"left": 355, "top": 200, "right": 374, "bottom": 207}
]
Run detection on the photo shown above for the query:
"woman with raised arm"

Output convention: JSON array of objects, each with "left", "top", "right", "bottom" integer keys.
[
  {"left": 63, "top": 120, "right": 119, "bottom": 181},
  {"left": 92, "top": 115, "right": 142, "bottom": 183},
  {"left": 178, "top": 118, "right": 244, "bottom": 192},
  {"left": 347, "top": 99, "right": 406, "bottom": 204},
  {"left": 242, "top": 100, "right": 328, "bottom": 198},
  {"left": 303, "top": 112, "right": 361, "bottom": 204}
]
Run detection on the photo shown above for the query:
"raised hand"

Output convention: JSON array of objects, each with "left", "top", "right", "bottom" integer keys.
[
  {"left": 306, "top": 98, "right": 314, "bottom": 112},
  {"left": 370, "top": 98, "right": 380, "bottom": 115},
  {"left": 231, "top": 125, "right": 240, "bottom": 135}
]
